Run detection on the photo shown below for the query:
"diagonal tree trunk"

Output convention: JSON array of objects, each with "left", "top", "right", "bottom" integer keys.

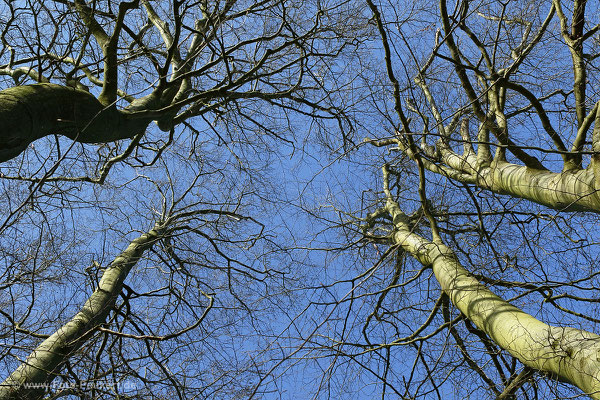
[
  {"left": 0, "top": 222, "right": 165, "bottom": 400},
  {"left": 382, "top": 170, "right": 600, "bottom": 399},
  {"left": 462, "top": 161, "right": 600, "bottom": 213}
]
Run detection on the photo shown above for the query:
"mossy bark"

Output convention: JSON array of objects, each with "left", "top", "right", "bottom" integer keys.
[
  {"left": 386, "top": 200, "right": 600, "bottom": 399},
  {"left": 0, "top": 83, "right": 153, "bottom": 162}
]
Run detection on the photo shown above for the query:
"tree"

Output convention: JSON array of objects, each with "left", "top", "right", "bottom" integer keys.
[
  {"left": 0, "top": 0, "right": 363, "bottom": 399},
  {"left": 4, "top": 0, "right": 600, "bottom": 399},
  {"left": 330, "top": 0, "right": 600, "bottom": 398}
]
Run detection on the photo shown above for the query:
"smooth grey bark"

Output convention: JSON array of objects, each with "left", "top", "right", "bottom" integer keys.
[
  {"left": 438, "top": 150, "right": 600, "bottom": 213},
  {"left": 0, "top": 222, "right": 165, "bottom": 400},
  {"left": 384, "top": 192, "right": 600, "bottom": 399},
  {"left": 0, "top": 83, "right": 157, "bottom": 162},
  {"left": 435, "top": 143, "right": 600, "bottom": 213}
]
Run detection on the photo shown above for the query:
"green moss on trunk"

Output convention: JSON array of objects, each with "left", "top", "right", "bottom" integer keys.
[{"left": 0, "top": 84, "right": 152, "bottom": 162}]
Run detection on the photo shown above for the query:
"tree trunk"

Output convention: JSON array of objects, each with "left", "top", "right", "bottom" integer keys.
[
  {"left": 0, "top": 223, "right": 164, "bottom": 400},
  {"left": 474, "top": 161, "right": 600, "bottom": 213},
  {"left": 385, "top": 198, "right": 600, "bottom": 399},
  {"left": 0, "top": 84, "right": 153, "bottom": 162}
]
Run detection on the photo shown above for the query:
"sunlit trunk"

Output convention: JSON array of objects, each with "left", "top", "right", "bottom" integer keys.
[
  {"left": 474, "top": 162, "right": 600, "bottom": 213},
  {"left": 0, "top": 223, "right": 163, "bottom": 400},
  {"left": 386, "top": 198, "right": 600, "bottom": 399}
]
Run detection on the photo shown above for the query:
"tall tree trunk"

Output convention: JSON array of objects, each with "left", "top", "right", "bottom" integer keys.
[
  {"left": 0, "top": 222, "right": 164, "bottom": 400},
  {"left": 384, "top": 196, "right": 600, "bottom": 399}
]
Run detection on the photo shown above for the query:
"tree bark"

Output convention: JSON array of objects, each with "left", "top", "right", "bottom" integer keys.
[
  {"left": 0, "top": 222, "right": 164, "bottom": 400},
  {"left": 474, "top": 161, "right": 600, "bottom": 213},
  {"left": 415, "top": 151, "right": 600, "bottom": 213},
  {"left": 385, "top": 198, "right": 600, "bottom": 399},
  {"left": 0, "top": 84, "right": 153, "bottom": 162}
]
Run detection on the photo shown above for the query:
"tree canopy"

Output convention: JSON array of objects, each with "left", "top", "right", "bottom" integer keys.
[{"left": 2, "top": 0, "right": 600, "bottom": 399}]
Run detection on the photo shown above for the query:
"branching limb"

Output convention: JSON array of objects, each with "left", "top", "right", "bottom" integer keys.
[
  {"left": 439, "top": 0, "right": 545, "bottom": 170},
  {"left": 495, "top": 78, "right": 573, "bottom": 169},
  {"left": 554, "top": 0, "right": 587, "bottom": 127},
  {"left": 381, "top": 166, "right": 600, "bottom": 399},
  {"left": 501, "top": 4, "right": 555, "bottom": 78},
  {"left": 73, "top": 0, "right": 139, "bottom": 106}
]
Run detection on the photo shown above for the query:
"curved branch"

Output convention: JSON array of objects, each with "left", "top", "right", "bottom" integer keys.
[
  {"left": 0, "top": 84, "right": 153, "bottom": 162},
  {"left": 495, "top": 78, "right": 573, "bottom": 169}
]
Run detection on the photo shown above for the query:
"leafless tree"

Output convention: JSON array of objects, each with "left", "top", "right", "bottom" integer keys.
[
  {"left": 6, "top": 0, "right": 600, "bottom": 399},
  {"left": 322, "top": 0, "right": 600, "bottom": 398},
  {"left": 0, "top": 0, "right": 367, "bottom": 399}
]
